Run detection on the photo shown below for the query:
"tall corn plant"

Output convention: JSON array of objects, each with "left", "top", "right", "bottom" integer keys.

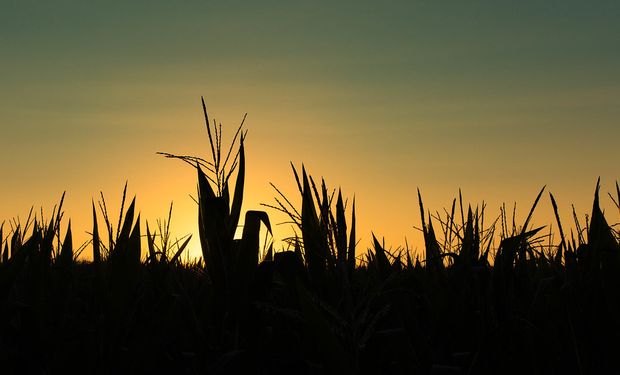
[
  {"left": 570, "top": 179, "right": 620, "bottom": 285},
  {"left": 0, "top": 196, "right": 79, "bottom": 367},
  {"left": 265, "top": 166, "right": 362, "bottom": 372},
  {"left": 265, "top": 164, "right": 357, "bottom": 287},
  {"left": 548, "top": 180, "right": 620, "bottom": 274},
  {"left": 159, "top": 98, "right": 271, "bottom": 344},
  {"left": 89, "top": 184, "right": 144, "bottom": 365},
  {"left": 417, "top": 189, "right": 499, "bottom": 271},
  {"left": 161, "top": 98, "right": 271, "bottom": 285},
  {"left": 91, "top": 184, "right": 142, "bottom": 276},
  {"left": 0, "top": 196, "right": 69, "bottom": 298}
]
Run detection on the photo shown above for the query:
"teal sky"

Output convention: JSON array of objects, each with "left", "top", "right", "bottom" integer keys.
[{"left": 2, "top": 1, "right": 619, "bottom": 258}]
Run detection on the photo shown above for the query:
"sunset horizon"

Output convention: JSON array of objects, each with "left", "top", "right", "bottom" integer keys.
[
  {"left": 3, "top": 1, "right": 619, "bottom": 260},
  {"left": 2, "top": 1, "right": 619, "bottom": 373},
  {"left": 2, "top": 96, "right": 618, "bottom": 262}
]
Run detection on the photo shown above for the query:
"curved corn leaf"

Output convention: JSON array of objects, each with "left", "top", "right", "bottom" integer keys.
[
  {"left": 588, "top": 178, "right": 617, "bottom": 251},
  {"left": 235, "top": 210, "right": 271, "bottom": 300},
  {"left": 238, "top": 210, "right": 271, "bottom": 270}
]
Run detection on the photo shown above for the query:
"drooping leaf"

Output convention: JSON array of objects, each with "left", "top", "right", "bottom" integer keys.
[
  {"left": 240, "top": 211, "right": 271, "bottom": 267},
  {"left": 197, "top": 163, "right": 217, "bottom": 202},
  {"left": 236, "top": 211, "right": 271, "bottom": 292},
  {"left": 496, "top": 226, "right": 546, "bottom": 270}
]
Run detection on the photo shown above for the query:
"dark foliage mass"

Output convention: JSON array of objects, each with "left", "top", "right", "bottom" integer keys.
[{"left": 2, "top": 101, "right": 619, "bottom": 374}]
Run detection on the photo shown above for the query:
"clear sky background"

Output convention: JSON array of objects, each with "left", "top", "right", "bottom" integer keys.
[{"left": 1, "top": 1, "right": 619, "bottom": 260}]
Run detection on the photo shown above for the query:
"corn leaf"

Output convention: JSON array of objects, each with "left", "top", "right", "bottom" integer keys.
[
  {"left": 227, "top": 135, "right": 245, "bottom": 241},
  {"left": 549, "top": 192, "right": 566, "bottom": 263},
  {"left": 301, "top": 167, "right": 329, "bottom": 283},
  {"left": 347, "top": 197, "right": 356, "bottom": 275},
  {"left": 588, "top": 178, "right": 617, "bottom": 251},
  {"left": 335, "top": 189, "right": 347, "bottom": 265},
  {"left": 59, "top": 221, "right": 73, "bottom": 267},
  {"left": 92, "top": 201, "right": 101, "bottom": 265},
  {"left": 197, "top": 163, "right": 228, "bottom": 289},
  {"left": 145, "top": 222, "right": 156, "bottom": 262},
  {"left": 128, "top": 215, "right": 141, "bottom": 267},
  {"left": 170, "top": 235, "right": 192, "bottom": 265},
  {"left": 521, "top": 186, "right": 546, "bottom": 236},
  {"left": 372, "top": 234, "right": 391, "bottom": 278}
]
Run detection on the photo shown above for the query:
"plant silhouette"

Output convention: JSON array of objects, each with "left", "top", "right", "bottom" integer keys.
[{"left": 1, "top": 99, "right": 619, "bottom": 374}]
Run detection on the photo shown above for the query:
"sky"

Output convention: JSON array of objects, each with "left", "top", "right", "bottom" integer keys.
[{"left": 1, "top": 0, "right": 619, "bottom": 260}]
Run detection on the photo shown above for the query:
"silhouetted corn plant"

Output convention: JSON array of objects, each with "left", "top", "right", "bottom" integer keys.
[
  {"left": 265, "top": 164, "right": 357, "bottom": 288},
  {"left": 4, "top": 98, "right": 620, "bottom": 373},
  {"left": 159, "top": 98, "right": 272, "bottom": 351}
]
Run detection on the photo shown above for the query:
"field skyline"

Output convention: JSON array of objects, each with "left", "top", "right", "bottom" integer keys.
[
  {"left": 2, "top": 1, "right": 619, "bottom": 258},
  {"left": 3, "top": 2, "right": 620, "bottom": 373}
]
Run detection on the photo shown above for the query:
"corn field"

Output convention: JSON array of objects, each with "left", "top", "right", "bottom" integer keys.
[{"left": 1, "top": 100, "right": 619, "bottom": 374}]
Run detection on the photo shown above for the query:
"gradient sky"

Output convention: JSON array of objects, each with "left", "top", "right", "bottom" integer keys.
[{"left": 2, "top": 1, "right": 619, "bottom": 260}]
